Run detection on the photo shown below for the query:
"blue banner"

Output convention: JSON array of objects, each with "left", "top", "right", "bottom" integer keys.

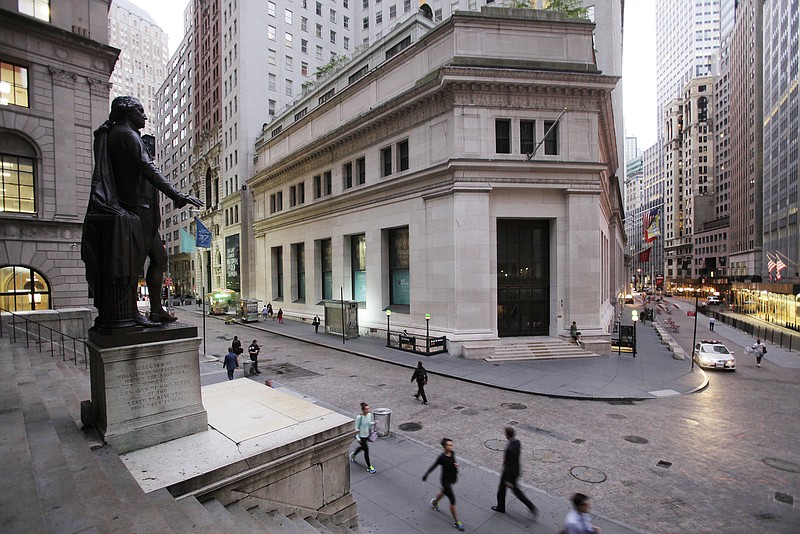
[{"left": 195, "top": 217, "right": 212, "bottom": 248}]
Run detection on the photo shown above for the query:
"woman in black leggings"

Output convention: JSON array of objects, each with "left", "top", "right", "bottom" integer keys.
[
  {"left": 350, "top": 402, "right": 376, "bottom": 473},
  {"left": 423, "top": 438, "right": 464, "bottom": 531}
]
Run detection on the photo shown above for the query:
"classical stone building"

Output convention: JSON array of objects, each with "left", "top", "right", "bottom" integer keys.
[
  {"left": 249, "top": 8, "right": 624, "bottom": 356},
  {"left": 0, "top": 1, "right": 117, "bottom": 312}
]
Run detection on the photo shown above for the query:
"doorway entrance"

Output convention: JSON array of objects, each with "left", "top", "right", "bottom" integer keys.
[{"left": 497, "top": 219, "right": 550, "bottom": 336}]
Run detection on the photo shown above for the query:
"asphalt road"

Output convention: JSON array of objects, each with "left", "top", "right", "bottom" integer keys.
[{"left": 176, "top": 306, "right": 800, "bottom": 534}]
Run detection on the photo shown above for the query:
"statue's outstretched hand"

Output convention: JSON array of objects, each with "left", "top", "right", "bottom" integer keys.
[{"left": 177, "top": 193, "right": 203, "bottom": 208}]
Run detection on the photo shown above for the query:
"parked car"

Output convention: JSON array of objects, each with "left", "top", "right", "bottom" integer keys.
[
  {"left": 693, "top": 340, "right": 736, "bottom": 371},
  {"left": 708, "top": 296, "right": 720, "bottom": 305}
]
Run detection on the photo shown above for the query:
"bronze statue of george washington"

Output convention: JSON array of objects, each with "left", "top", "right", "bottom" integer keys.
[{"left": 82, "top": 96, "right": 202, "bottom": 333}]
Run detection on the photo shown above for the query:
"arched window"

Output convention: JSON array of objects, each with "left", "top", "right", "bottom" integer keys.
[
  {"left": 0, "top": 265, "right": 51, "bottom": 311},
  {"left": 0, "top": 131, "right": 37, "bottom": 213}
]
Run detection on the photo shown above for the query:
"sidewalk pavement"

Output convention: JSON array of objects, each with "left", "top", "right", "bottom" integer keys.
[{"left": 178, "top": 307, "right": 707, "bottom": 400}]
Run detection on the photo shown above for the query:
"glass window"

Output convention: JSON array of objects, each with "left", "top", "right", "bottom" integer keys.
[
  {"left": 495, "top": 119, "right": 511, "bottom": 154},
  {"left": 356, "top": 157, "right": 366, "bottom": 184},
  {"left": 381, "top": 146, "right": 392, "bottom": 177},
  {"left": 268, "top": 1, "right": 276, "bottom": 16},
  {"left": 324, "top": 171, "right": 332, "bottom": 195},
  {"left": 351, "top": 234, "right": 366, "bottom": 302},
  {"left": 18, "top": 0, "right": 49, "bottom": 21},
  {"left": 272, "top": 246, "right": 283, "bottom": 299},
  {"left": 343, "top": 162, "right": 353, "bottom": 189},
  {"left": 397, "top": 140, "right": 408, "bottom": 171},
  {"left": 268, "top": 25, "right": 276, "bottom": 40},
  {"left": 0, "top": 150, "right": 35, "bottom": 214},
  {"left": 0, "top": 61, "right": 29, "bottom": 107},
  {"left": 285, "top": 8, "right": 293, "bottom": 24},
  {"left": 389, "top": 227, "right": 409, "bottom": 306},
  {"left": 0, "top": 265, "right": 50, "bottom": 311},
  {"left": 520, "top": 120, "right": 534, "bottom": 155},
  {"left": 313, "top": 175, "right": 322, "bottom": 198},
  {"left": 543, "top": 120, "right": 559, "bottom": 155},
  {"left": 321, "top": 239, "right": 333, "bottom": 300},
  {"left": 294, "top": 243, "right": 305, "bottom": 301}
]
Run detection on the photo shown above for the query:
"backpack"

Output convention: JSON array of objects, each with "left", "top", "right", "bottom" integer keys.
[{"left": 420, "top": 371, "right": 428, "bottom": 385}]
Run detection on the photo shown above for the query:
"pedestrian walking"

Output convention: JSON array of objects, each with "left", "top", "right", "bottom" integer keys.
[
  {"left": 232, "top": 335, "right": 242, "bottom": 355},
  {"left": 222, "top": 347, "right": 238, "bottom": 380},
  {"left": 262, "top": 306, "right": 269, "bottom": 320},
  {"left": 411, "top": 361, "right": 428, "bottom": 404},
  {"left": 570, "top": 321, "right": 581, "bottom": 344},
  {"left": 709, "top": 316, "right": 715, "bottom": 331},
  {"left": 313, "top": 314, "right": 321, "bottom": 333},
  {"left": 561, "top": 493, "right": 602, "bottom": 534},
  {"left": 248, "top": 339, "right": 261, "bottom": 375},
  {"left": 267, "top": 302, "right": 274, "bottom": 320},
  {"left": 422, "top": 438, "right": 464, "bottom": 531},
  {"left": 492, "top": 426, "right": 538, "bottom": 517},
  {"left": 350, "top": 402, "right": 376, "bottom": 474},
  {"left": 751, "top": 338, "right": 766, "bottom": 367},
  {"left": 277, "top": 308, "right": 284, "bottom": 324}
]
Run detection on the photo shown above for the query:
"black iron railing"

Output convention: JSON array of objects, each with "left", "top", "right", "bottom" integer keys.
[
  {"left": 0, "top": 308, "right": 88, "bottom": 368},
  {"left": 386, "top": 331, "right": 447, "bottom": 355}
]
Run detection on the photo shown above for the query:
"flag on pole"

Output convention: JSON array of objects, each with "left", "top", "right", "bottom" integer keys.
[
  {"left": 180, "top": 226, "right": 196, "bottom": 254},
  {"left": 776, "top": 256, "right": 787, "bottom": 280},
  {"left": 638, "top": 247, "right": 652, "bottom": 263},
  {"left": 767, "top": 254, "right": 777, "bottom": 281},
  {"left": 195, "top": 217, "right": 212, "bottom": 248},
  {"left": 643, "top": 207, "right": 661, "bottom": 242}
]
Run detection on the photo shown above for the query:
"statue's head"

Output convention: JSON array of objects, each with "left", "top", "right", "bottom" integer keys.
[{"left": 109, "top": 96, "right": 143, "bottom": 122}]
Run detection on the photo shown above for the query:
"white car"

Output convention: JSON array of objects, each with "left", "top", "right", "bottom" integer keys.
[
  {"left": 693, "top": 340, "right": 736, "bottom": 371},
  {"left": 708, "top": 296, "right": 720, "bottom": 305}
]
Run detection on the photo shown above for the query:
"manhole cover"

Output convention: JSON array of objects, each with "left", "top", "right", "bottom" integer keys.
[
  {"left": 533, "top": 449, "right": 563, "bottom": 463},
  {"left": 484, "top": 439, "right": 506, "bottom": 451},
  {"left": 624, "top": 435, "right": 649, "bottom": 444},
  {"left": 398, "top": 422, "right": 422, "bottom": 432},
  {"left": 683, "top": 418, "right": 700, "bottom": 426},
  {"left": 461, "top": 409, "right": 479, "bottom": 415},
  {"left": 660, "top": 498, "right": 685, "bottom": 512},
  {"left": 570, "top": 466, "right": 606, "bottom": 483},
  {"left": 774, "top": 492, "right": 794, "bottom": 505},
  {"left": 501, "top": 402, "right": 527, "bottom": 410},
  {"left": 656, "top": 460, "right": 672, "bottom": 469},
  {"left": 377, "top": 383, "right": 387, "bottom": 387},
  {"left": 573, "top": 438, "right": 586, "bottom": 444},
  {"left": 348, "top": 375, "right": 358, "bottom": 378},
  {"left": 454, "top": 406, "right": 465, "bottom": 410},
  {"left": 507, "top": 420, "right": 519, "bottom": 426},
  {"left": 763, "top": 458, "right": 800, "bottom": 473},
  {"left": 754, "top": 513, "right": 778, "bottom": 522},
  {"left": 606, "top": 414, "right": 627, "bottom": 420}
]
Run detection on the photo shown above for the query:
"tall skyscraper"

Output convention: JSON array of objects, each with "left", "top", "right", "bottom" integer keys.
[
  {"left": 107, "top": 0, "right": 169, "bottom": 136},
  {"left": 762, "top": 0, "right": 796, "bottom": 278}
]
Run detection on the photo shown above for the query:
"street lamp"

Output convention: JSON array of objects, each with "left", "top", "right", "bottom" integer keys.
[
  {"left": 631, "top": 309, "right": 639, "bottom": 358},
  {"left": 425, "top": 313, "right": 431, "bottom": 354},
  {"left": 386, "top": 309, "right": 392, "bottom": 347}
]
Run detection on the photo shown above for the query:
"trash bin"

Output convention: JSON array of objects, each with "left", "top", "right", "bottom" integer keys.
[{"left": 372, "top": 408, "right": 392, "bottom": 437}]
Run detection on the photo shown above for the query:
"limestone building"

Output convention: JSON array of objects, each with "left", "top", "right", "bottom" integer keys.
[
  {"left": 0, "top": 1, "right": 117, "bottom": 312},
  {"left": 249, "top": 8, "right": 624, "bottom": 356}
]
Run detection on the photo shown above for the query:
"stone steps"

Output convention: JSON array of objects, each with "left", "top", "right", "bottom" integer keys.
[
  {"left": 1, "top": 334, "right": 358, "bottom": 534},
  {"left": 485, "top": 339, "right": 599, "bottom": 362}
]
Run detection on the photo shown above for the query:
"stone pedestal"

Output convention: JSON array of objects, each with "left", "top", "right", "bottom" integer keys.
[{"left": 88, "top": 328, "right": 208, "bottom": 454}]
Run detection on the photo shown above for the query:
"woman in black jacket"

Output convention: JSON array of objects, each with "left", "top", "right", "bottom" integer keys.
[{"left": 422, "top": 438, "right": 464, "bottom": 531}]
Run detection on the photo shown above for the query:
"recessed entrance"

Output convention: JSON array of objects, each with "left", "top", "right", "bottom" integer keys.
[{"left": 497, "top": 219, "right": 550, "bottom": 337}]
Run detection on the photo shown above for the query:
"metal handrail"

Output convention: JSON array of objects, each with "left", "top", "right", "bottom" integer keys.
[{"left": 0, "top": 307, "right": 88, "bottom": 368}]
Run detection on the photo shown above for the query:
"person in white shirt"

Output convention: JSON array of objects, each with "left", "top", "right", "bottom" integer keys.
[{"left": 562, "top": 493, "right": 601, "bottom": 534}]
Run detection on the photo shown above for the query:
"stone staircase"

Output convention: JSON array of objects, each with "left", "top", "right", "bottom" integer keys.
[
  {"left": 0, "top": 335, "right": 359, "bottom": 533},
  {"left": 484, "top": 337, "right": 600, "bottom": 362}
]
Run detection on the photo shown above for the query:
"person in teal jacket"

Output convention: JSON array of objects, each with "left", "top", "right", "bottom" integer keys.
[{"left": 350, "top": 402, "right": 376, "bottom": 473}]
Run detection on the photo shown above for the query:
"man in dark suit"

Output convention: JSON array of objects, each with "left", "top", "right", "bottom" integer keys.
[
  {"left": 106, "top": 96, "right": 202, "bottom": 325},
  {"left": 491, "top": 426, "right": 538, "bottom": 517}
]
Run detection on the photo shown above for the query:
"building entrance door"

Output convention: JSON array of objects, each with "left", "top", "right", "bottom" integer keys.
[{"left": 497, "top": 219, "right": 550, "bottom": 337}]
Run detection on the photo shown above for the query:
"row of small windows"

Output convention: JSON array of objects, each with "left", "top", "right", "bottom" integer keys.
[
  {"left": 269, "top": 141, "right": 408, "bottom": 215},
  {"left": 495, "top": 119, "right": 559, "bottom": 156}
]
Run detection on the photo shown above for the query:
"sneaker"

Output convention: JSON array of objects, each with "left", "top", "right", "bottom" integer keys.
[
  {"left": 491, "top": 506, "right": 505, "bottom": 513},
  {"left": 414, "top": 393, "right": 419, "bottom": 399},
  {"left": 367, "top": 466, "right": 376, "bottom": 474},
  {"left": 350, "top": 453, "right": 356, "bottom": 463},
  {"left": 454, "top": 520, "right": 465, "bottom": 531},
  {"left": 423, "top": 402, "right": 428, "bottom": 405},
  {"left": 430, "top": 499, "right": 440, "bottom": 512},
  {"left": 758, "top": 363, "right": 762, "bottom": 368}
]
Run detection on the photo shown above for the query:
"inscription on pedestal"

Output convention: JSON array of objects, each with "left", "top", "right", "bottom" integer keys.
[{"left": 119, "top": 362, "right": 193, "bottom": 413}]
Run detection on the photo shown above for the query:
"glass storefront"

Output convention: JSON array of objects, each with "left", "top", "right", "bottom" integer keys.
[{"left": 731, "top": 283, "right": 800, "bottom": 329}]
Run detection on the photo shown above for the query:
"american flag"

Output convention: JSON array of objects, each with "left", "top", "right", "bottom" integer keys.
[
  {"left": 767, "top": 256, "right": 777, "bottom": 281},
  {"left": 642, "top": 207, "right": 660, "bottom": 241},
  {"left": 776, "top": 256, "right": 787, "bottom": 280}
]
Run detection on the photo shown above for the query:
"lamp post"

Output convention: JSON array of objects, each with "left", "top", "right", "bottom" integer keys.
[
  {"left": 631, "top": 309, "right": 638, "bottom": 358},
  {"left": 425, "top": 313, "right": 431, "bottom": 354},
  {"left": 386, "top": 309, "right": 392, "bottom": 347}
]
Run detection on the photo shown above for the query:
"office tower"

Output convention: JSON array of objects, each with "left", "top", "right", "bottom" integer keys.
[{"left": 108, "top": 0, "right": 169, "bottom": 136}]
